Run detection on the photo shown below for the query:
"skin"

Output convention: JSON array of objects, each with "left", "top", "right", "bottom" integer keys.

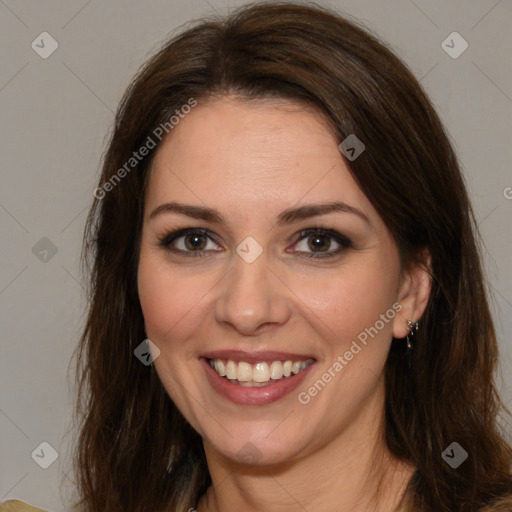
[{"left": 137, "top": 96, "right": 432, "bottom": 512}]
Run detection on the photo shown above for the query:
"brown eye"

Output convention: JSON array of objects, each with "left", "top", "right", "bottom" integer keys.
[
  {"left": 307, "top": 233, "right": 331, "bottom": 252},
  {"left": 184, "top": 233, "right": 207, "bottom": 251},
  {"left": 293, "top": 228, "right": 352, "bottom": 259},
  {"left": 158, "top": 228, "right": 222, "bottom": 257}
]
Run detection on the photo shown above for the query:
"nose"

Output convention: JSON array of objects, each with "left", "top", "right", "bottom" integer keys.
[{"left": 214, "top": 251, "right": 292, "bottom": 337}]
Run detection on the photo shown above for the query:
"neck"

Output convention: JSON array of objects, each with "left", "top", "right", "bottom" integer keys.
[{"left": 196, "top": 383, "right": 415, "bottom": 512}]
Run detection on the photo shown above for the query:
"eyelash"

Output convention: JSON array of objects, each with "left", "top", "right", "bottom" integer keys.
[{"left": 157, "top": 227, "right": 353, "bottom": 259}]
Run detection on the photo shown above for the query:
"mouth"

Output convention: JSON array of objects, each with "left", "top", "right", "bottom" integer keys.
[
  {"left": 200, "top": 350, "right": 317, "bottom": 405},
  {"left": 206, "top": 357, "right": 315, "bottom": 387}
]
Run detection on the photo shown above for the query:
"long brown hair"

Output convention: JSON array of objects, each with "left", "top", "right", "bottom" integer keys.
[{"left": 75, "top": 2, "right": 512, "bottom": 511}]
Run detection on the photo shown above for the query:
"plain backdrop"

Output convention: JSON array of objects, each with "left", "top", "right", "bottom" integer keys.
[{"left": 1, "top": 0, "right": 511, "bottom": 510}]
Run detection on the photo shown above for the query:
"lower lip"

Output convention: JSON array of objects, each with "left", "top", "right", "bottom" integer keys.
[{"left": 200, "top": 358, "right": 315, "bottom": 405}]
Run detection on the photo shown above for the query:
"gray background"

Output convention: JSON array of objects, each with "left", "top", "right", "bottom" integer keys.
[{"left": 0, "top": 0, "right": 511, "bottom": 510}]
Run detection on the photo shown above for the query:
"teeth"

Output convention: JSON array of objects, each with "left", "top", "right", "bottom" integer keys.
[
  {"left": 237, "top": 362, "right": 252, "bottom": 382},
  {"left": 253, "top": 362, "right": 270, "bottom": 382},
  {"left": 214, "top": 360, "right": 226, "bottom": 377},
  {"left": 225, "top": 360, "right": 237, "bottom": 380},
  {"left": 208, "top": 358, "right": 314, "bottom": 385},
  {"left": 269, "top": 361, "right": 283, "bottom": 379}
]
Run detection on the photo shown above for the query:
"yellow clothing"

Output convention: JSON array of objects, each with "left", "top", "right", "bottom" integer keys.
[
  {"left": 0, "top": 501, "right": 46, "bottom": 512},
  {"left": 0, "top": 498, "right": 402, "bottom": 511},
  {"left": 0, "top": 497, "right": 406, "bottom": 512},
  {"left": 3, "top": 495, "right": 512, "bottom": 511}
]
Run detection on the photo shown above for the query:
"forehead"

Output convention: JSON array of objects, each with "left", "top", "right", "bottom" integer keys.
[{"left": 145, "top": 97, "right": 377, "bottom": 226}]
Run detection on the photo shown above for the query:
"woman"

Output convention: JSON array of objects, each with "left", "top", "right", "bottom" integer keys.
[{"left": 2, "top": 2, "right": 510, "bottom": 511}]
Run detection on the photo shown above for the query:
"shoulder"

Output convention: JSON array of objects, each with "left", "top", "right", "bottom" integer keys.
[{"left": 0, "top": 501, "right": 47, "bottom": 512}]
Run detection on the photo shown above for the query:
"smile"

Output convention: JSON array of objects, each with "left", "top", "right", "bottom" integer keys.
[
  {"left": 208, "top": 358, "right": 315, "bottom": 387},
  {"left": 200, "top": 351, "right": 317, "bottom": 405}
]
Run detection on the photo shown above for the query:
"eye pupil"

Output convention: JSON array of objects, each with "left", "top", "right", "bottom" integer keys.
[
  {"left": 185, "top": 234, "right": 206, "bottom": 250},
  {"left": 309, "top": 235, "right": 330, "bottom": 252}
]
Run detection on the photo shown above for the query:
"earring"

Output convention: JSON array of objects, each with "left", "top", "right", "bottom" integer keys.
[{"left": 406, "top": 319, "right": 419, "bottom": 351}]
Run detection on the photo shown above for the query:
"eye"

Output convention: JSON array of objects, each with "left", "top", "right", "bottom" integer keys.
[
  {"left": 291, "top": 228, "right": 352, "bottom": 259},
  {"left": 157, "top": 227, "right": 352, "bottom": 259},
  {"left": 158, "top": 228, "right": 221, "bottom": 257}
]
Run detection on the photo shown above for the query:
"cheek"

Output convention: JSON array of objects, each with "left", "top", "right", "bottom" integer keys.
[
  {"left": 137, "top": 252, "right": 198, "bottom": 340},
  {"left": 137, "top": 254, "right": 205, "bottom": 407},
  {"left": 137, "top": 250, "right": 224, "bottom": 355},
  {"left": 138, "top": 258, "right": 172, "bottom": 336},
  {"left": 292, "top": 259, "right": 400, "bottom": 348}
]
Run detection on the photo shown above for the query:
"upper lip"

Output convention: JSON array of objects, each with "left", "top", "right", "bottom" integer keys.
[{"left": 201, "top": 349, "right": 316, "bottom": 364}]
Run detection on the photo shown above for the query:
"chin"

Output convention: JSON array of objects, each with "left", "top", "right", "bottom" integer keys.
[{"left": 204, "top": 428, "right": 307, "bottom": 467}]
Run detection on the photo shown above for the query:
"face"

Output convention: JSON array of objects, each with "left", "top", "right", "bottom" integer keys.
[{"left": 137, "top": 96, "right": 418, "bottom": 466}]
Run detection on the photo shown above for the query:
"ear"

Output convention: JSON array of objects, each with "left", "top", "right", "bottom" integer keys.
[{"left": 392, "top": 248, "right": 432, "bottom": 339}]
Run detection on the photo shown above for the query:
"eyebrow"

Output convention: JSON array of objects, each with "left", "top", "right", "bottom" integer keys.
[{"left": 149, "top": 200, "right": 370, "bottom": 226}]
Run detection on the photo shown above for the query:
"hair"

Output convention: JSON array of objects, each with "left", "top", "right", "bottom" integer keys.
[{"left": 74, "top": 2, "right": 512, "bottom": 511}]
